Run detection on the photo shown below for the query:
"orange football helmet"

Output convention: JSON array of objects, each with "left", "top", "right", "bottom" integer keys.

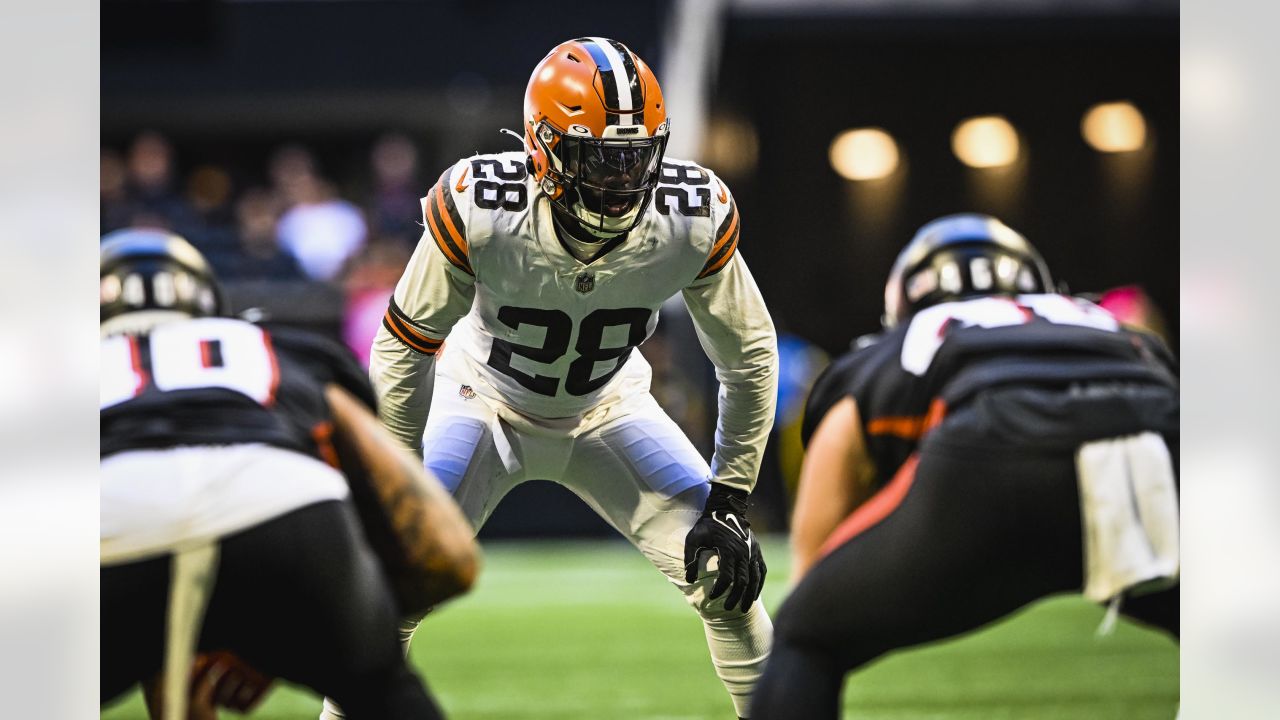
[{"left": 524, "top": 37, "right": 670, "bottom": 237}]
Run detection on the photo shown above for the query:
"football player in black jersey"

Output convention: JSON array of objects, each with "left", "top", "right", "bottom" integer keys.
[
  {"left": 752, "top": 214, "right": 1179, "bottom": 719},
  {"left": 100, "top": 229, "right": 479, "bottom": 719}
]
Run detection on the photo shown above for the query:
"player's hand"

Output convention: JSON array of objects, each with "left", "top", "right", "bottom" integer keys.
[
  {"left": 190, "top": 651, "right": 275, "bottom": 715},
  {"left": 683, "top": 483, "right": 766, "bottom": 612}
]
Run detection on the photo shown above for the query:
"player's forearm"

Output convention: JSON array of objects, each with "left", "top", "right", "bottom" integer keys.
[
  {"left": 684, "top": 255, "right": 780, "bottom": 493},
  {"left": 325, "top": 383, "right": 479, "bottom": 614},
  {"left": 708, "top": 343, "right": 779, "bottom": 493},
  {"left": 368, "top": 327, "right": 435, "bottom": 454}
]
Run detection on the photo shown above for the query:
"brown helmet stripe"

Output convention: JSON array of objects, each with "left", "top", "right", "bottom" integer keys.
[{"left": 606, "top": 38, "right": 645, "bottom": 126}]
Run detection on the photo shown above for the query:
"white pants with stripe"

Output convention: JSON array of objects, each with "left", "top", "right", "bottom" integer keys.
[{"left": 383, "top": 362, "right": 770, "bottom": 717}]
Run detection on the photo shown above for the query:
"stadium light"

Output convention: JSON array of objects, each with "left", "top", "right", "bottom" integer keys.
[
  {"left": 951, "top": 115, "right": 1019, "bottom": 169},
  {"left": 1081, "top": 101, "right": 1147, "bottom": 153},
  {"left": 703, "top": 115, "right": 759, "bottom": 177},
  {"left": 829, "top": 128, "right": 900, "bottom": 181}
]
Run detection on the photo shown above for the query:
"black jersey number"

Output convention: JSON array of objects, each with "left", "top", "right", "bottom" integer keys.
[
  {"left": 471, "top": 158, "right": 528, "bottom": 182},
  {"left": 473, "top": 180, "right": 527, "bottom": 212},
  {"left": 471, "top": 158, "right": 529, "bottom": 212},
  {"left": 655, "top": 162, "right": 712, "bottom": 217},
  {"left": 486, "top": 307, "right": 651, "bottom": 397},
  {"left": 655, "top": 186, "right": 711, "bottom": 218}
]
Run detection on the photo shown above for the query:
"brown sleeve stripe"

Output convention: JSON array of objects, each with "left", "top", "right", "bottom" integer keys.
[
  {"left": 436, "top": 167, "right": 468, "bottom": 236},
  {"left": 713, "top": 200, "right": 738, "bottom": 248},
  {"left": 383, "top": 312, "right": 442, "bottom": 355},
  {"left": 697, "top": 227, "right": 739, "bottom": 279},
  {"left": 698, "top": 205, "right": 740, "bottom": 279},
  {"left": 382, "top": 298, "right": 443, "bottom": 355},
  {"left": 424, "top": 169, "right": 473, "bottom": 276}
]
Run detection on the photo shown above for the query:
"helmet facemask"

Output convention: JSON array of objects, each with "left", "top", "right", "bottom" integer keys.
[
  {"left": 539, "top": 121, "right": 668, "bottom": 238},
  {"left": 882, "top": 214, "right": 1054, "bottom": 328}
]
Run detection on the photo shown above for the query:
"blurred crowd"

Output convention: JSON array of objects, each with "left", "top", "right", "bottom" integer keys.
[
  {"left": 101, "top": 131, "right": 432, "bottom": 283},
  {"left": 101, "top": 130, "right": 430, "bottom": 365}
]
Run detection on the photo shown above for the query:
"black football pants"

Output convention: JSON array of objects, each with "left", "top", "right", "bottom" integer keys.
[
  {"left": 752, "top": 383, "right": 1179, "bottom": 719},
  {"left": 101, "top": 500, "right": 444, "bottom": 719}
]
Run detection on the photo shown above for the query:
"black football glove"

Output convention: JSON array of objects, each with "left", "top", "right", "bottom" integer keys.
[{"left": 683, "top": 483, "right": 766, "bottom": 612}]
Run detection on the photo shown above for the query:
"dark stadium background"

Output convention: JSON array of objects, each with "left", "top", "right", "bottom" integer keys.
[{"left": 102, "top": 0, "right": 1177, "bottom": 537}]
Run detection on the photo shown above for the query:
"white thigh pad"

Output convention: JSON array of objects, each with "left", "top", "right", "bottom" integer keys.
[{"left": 1076, "top": 431, "right": 1179, "bottom": 603}]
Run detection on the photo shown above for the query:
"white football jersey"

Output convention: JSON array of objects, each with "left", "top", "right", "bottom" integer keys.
[{"left": 370, "top": 151, "right": 778, "bottom": 492}]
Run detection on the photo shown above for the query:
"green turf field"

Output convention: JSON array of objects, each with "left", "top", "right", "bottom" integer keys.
[{"left": 102, "top": 536, "right": 1178, "bottom": 719}]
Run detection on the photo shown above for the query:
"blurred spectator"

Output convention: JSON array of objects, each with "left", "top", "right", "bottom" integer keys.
[
  {"left": 124, "top": 130, "right": 198, "bottom": 232},
  {"left": 368, "top": 132, "right": 424, "bottom": 241},
  {"left": 212, "top": 188, "right": 304, "bottom": 281},
  {"left": 342, "top": 237, "right": 413, "bottom": 366},
  {"left": 186, "top": 164, "right": 236, "bottom": 229},
  {"left": 101, "top": 149, "right": 131, "bottom": 233},
  {"left": 271, "top": 144, "right": 368, "bottom": 281},
  {"left": 269, "top": 144, "right": 317, "bottom": 202}
]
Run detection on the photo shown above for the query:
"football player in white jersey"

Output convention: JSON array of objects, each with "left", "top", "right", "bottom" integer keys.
[{"left": 351, "top": 37, "right": 778, "bottom": 718}]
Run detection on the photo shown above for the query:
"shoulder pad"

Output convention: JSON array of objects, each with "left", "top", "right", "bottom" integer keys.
[{"left": 261, "top": 323, "right": 377, "bottom": 411}]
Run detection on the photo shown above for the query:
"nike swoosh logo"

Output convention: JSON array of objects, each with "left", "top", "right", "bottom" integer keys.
[
  {"left": 716, "top": 180, "right": 728, "bottom": 204},
  {"left": 712, "top": 512, "right": 750, "bottom": 546},
  {"left": 455, "top": 167, "right": 470, "bottom": 192}
]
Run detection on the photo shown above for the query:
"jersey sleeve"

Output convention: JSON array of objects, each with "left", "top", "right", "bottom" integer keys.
[
  {"left": 681, "top": 238, "right": 779, "bottom": 493},
  {"left": 264, "top": 324, "right": 377, "bottom": 411},
  {"left": 369, "top": 160, "right": 477, "bottom": 453},
  {"left": 800, "top": 350, "right": 865, "bottom": 447},
  {"left": 694, "top": 174, "right": 741, "bottom": 281},
  {"left": 800, "top": 327, "right": 910, "bottom": 446}
]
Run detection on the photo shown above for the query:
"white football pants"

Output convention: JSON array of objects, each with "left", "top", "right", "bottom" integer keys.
[{"left": 323, "top": 363, "right": 772, "bottom": 719}]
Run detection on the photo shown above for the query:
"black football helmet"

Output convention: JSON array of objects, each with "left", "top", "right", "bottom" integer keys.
[
  {"left": 100, "top": 228, "right": 223, "bottom": 324},
  {"left": 883, "top": 213, "right": 1055, "bottom": 328}
]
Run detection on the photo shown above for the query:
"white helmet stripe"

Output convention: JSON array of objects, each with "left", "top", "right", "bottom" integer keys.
[{"left": 587, "top": 36, "right": 634, "bottom": 124}]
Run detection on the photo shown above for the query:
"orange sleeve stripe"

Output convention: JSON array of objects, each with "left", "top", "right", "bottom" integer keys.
[
  {"left": 865, "top": 399, "right": 949, "bottom": 440},
  {"left": 865, "top": 415, "right": 928, "bottom": 440},
  {"left": 388, "top": 309, "right": 441, "bottom": 347},
  {"left": 433, "top": 182, "right": 469, "bottom": 256},
  {"left": 697, "top": 204, "right": 741, "bottom": 279},
  {"left": 386, "top": 297, "right": 442, "bottom": 346},
  {"left": 382, "top": 310, "right": 442, "bottom": 355},
  {"left": 711, "top": 205, "right": 740, "bottom": 255},
  {"left": 697, "top": 230, "right": 738, "bottom": 279},
  {"left": 424, "top": 189, "right": 473, "bottom": 275}
]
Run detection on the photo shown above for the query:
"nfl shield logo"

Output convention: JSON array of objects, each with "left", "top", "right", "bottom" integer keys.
[
  {"left": 575, "top": 273, "right": 595, "bottom": 294},
  {"left": 458, "top": 385, "right": 476, "bottom": 400}
]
